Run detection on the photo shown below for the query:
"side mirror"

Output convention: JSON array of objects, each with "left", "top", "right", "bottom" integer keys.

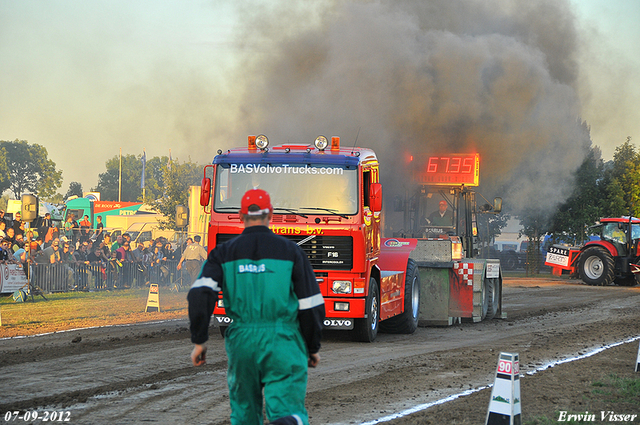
[
  {"left": 176, "top": 205, "right": 188, "bottom": 227},
  {"left": 21, "top": 194, "right": 39, "bottom": 222},
  {"left": 200, "top": 177, "right": 211, "bottom": 206},
  {"left": 493, "top": 197, "right": 502, "bottom": 214},
  {"left": 370, "top": 183, "right": 382, "bottom": 213}
]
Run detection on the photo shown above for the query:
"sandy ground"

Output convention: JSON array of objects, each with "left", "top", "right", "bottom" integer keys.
[{"left": 1, "top": 277, "right": 639, "bottom": 424}]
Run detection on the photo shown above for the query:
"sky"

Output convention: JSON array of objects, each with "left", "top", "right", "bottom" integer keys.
[{"left": 1, "top": 0, "right": 639, "bottom": 214}]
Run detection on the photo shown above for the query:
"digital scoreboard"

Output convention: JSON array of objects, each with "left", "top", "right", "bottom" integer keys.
[{"left": 416, "top": 153, "right": 480, "bottom": 186}]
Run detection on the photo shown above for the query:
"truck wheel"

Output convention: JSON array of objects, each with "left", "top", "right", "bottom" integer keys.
[
  {"left": 353, "top": 278, "right": 380, "bottom": 342},
  {"left": 501, "top": 252, "right": 518, "bottom": 270},
  {"left": 380, "top": 259, "right": 420, "bottom": 334},
  {"left": 482, "top": 278, "right": 500, "bottom": 320},
  {"left": 579, "top": 247, "right": 615, "bottom": 286}
]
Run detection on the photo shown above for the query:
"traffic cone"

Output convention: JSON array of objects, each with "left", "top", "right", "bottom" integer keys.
[
  {"left": 636, "top": 338, "right": 640, "bottom": 372},
  {"left": 486, "top": 352, "right": 521, "bottom": 425}
]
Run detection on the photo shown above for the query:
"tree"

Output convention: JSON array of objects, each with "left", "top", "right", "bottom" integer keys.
[
  {"left": 93, "top": 154, "right": 141, "bottom": 202},
  {"left": 477, "top": 211, "right": 510, "bottom": 247},
  {"left": 93, "top": 154, "right": 171, "bottom": 202},
  {"left": 150, "top": 159, "right": 201, "bottom": 229},
  {"left": 608, "top": 137, "right": 640, "bottom": 213},
  {"left": 548, "top": 147, "right": 604, "bottom": 244},
  {"left": 518, "top": 208, "right": 549, "bottom": 276},
  {"left": 0, "top": 147, "right": 11, "bottom": 195},
  {"left": 93, "top": 154, "right": 201, "bottom": 227},
  {"left": 599, "top": 172, "right": 626, "bottom": 218},
  {"left": 0, "top": 139, "right": 62, "bottom": 199},
  {"left": 541, "top": 136, "right": 640, "bottom": 256},
  {"left": 65, "top": 182, "right": 83, "bottom": 201}
]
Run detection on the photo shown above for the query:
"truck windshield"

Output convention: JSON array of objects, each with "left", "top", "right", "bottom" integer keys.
[{"left": 214, "top": 163, "right": 358, "bottom": 215}]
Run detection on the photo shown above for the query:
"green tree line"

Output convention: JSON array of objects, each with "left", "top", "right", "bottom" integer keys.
[
  {"left": 546, "top": 136, "right": 638, "bottom": 244},
  {"left": 511, "top": 136, "right": 638, "bottom": 275},
  {"left": 0, "top": 139, "right": 201, "bottom": 230},
  {"left": 2, "top": 137, "right": 638, "bottom": 236}
]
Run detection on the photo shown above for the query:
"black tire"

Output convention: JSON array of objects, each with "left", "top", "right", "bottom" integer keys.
[
  {"left": 482, "top": 277, "right": 500, "bottom": 320},
  {"left": 579, "top": 247, "right": 615, "bottom": 286},
  {"left": 616, "top": 276, "right": 637, "bottom": 286},
  {"left": 380, "top": 259, "right": 420, "bottom": 334},
  {"left": 501, "top": 251, "right": 518, "bottom": 270},
  {"left": 353, "top": 278, "right": 380, "bottom": 342}
]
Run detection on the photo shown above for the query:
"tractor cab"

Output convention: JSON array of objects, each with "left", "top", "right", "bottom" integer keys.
[{"left": 595, "top": 218, "right": 640, "bottom": 257}]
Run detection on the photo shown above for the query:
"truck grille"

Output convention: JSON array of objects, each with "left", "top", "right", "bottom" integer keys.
[{"left": 216, "top": 234, "right": 353, "bottom": 270}]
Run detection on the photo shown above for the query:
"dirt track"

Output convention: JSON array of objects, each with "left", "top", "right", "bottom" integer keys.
[{"left": 2, "top": 277, "right": 640, "bottom": 424}]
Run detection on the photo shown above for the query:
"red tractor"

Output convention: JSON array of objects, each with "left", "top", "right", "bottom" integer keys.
[{"left": 545, "top": 217, "right": 640, "bottom": 286}]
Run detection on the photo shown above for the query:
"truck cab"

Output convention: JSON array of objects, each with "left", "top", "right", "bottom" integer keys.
[{"left": 200, "top": 135, "right": 418, "bottom": 342}]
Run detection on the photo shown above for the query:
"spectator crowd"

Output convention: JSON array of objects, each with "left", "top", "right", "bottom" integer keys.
[{"left": 0, "top": 209, "right": 207, "bottom": 292}]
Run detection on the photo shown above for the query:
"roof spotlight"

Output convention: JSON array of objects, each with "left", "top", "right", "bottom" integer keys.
[
  {"left": 314, "top": 135, "right": 329, "bottom": 151},
  {"left": 255, "top": 134, "right": 269, "bottom": 150}
]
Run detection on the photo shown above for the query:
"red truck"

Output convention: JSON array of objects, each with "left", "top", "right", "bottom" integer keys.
[{"left": 199, "top": 136, "right": 503, "bottom": 341}]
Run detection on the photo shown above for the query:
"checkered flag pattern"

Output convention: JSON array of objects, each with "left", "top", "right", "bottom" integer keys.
[{"left": 453, "top": 262, "right": 474, "bottom": 286}]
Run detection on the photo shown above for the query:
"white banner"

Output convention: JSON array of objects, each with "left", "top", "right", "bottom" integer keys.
[
  {"left": 546, "top": 246, "right": 570, "bottom": 267},
  {"left": 0, "top": 263, "right": 29, "bottom": 294}
]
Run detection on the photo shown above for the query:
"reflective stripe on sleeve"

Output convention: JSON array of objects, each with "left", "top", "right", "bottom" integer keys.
[
  {"left": 190, "top": 277, "right": 221, "bottom": 292},
  {"left": 298, "top": 292, "right": 324, "bottom": 310}
]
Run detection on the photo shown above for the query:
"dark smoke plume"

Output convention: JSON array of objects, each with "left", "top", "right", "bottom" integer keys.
[{"left": 211, "top": 0, "right": 591, "bottom": 223}]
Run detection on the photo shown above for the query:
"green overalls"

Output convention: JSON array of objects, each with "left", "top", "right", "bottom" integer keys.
[
  {"left": 188, "top": 226, "right": 324, "bottom": 425},
  {"left": 223, "top": 258, "right": 310, "bottom": 424}
]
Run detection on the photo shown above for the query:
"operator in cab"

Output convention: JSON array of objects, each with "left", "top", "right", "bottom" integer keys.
[{"left": 425, "top": 200, "right": 453, "bottom": 227}]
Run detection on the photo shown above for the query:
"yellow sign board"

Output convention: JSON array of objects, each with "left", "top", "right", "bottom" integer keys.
[{"left": 145, "top": 283, "right": 160, "bottom": 312}]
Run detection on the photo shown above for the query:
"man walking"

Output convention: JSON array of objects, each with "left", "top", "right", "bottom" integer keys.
[
  {"left": 177, "top": 235, "right": 207, "bottom": 284},
  {"left": 187, "top": 189, "right": 325, "bottom": 425}
]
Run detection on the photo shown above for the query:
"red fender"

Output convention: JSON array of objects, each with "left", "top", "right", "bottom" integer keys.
[{"left": 583, "top": 240, "right": 619, "bottom": 257}]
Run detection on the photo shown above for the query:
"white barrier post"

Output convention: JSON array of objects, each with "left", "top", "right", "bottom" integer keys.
[
  {"left": 636, "top": 338, "right": 640, "bottom": 372},
  {"left": 486, "top": 352, "right": 521, "bottom": 425}
]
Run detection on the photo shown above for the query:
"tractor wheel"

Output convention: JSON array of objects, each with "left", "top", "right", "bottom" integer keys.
[
  {"left": 353, "top": 278, "right": 380, "bottom": 342},
  {"left": 380, "top": 259, "right": 420, "bottom": 334},
  {"left": 579, "top": 247, "right": 615, "bottom": 286}
]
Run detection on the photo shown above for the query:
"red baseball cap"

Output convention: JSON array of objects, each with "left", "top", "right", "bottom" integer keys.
[{"left": 240, "top": 189, "right": 273, "bottom": 215}]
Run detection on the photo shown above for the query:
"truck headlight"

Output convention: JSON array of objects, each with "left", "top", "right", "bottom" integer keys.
[{"left": 332, "top": 280, "right": 351, "bottom": 294}]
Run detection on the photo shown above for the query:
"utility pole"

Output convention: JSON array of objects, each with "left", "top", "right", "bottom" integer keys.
[{"left": 118, "top": 148, "right": 122, "bottom": 202}]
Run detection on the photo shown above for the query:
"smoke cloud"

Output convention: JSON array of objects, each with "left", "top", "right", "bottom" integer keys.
[{"left": 207, "top": 0, "right": 591, "bottom": 223}]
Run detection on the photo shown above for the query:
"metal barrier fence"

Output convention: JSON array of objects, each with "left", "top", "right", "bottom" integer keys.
[{"left": 29, "top": 260, "right": 189, "bottom": 293}]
